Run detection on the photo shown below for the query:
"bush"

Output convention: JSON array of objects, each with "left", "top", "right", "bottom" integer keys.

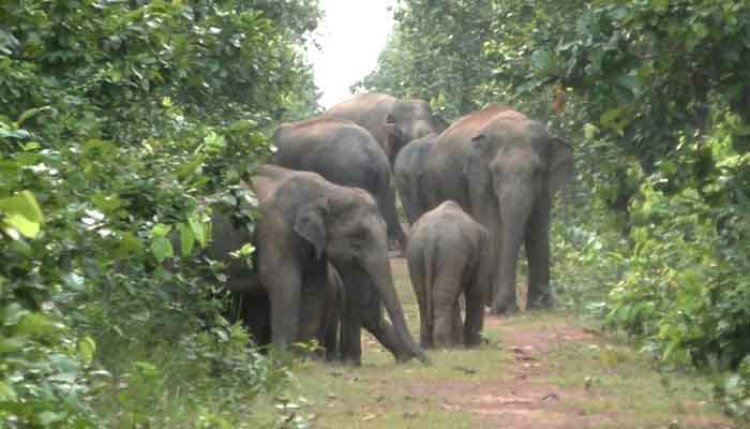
[{"left": 1, "top": 0, "right": 320, "bottom": 425}]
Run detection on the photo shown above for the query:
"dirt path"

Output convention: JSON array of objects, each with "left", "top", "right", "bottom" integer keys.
[
  {"left": 408, "top": 319, "right": 606, "bottom": 428},
  {"left": 295, "top": 259, "right": 736, "bottom": 428}
]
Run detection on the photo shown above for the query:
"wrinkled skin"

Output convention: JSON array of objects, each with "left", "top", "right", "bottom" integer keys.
[
  {"left": 194, "top": 213, "right": 342, "bottom": 358},
  {"left": 406, "top": 201, "right": 491, "bottom": 348},
  {"left": 423, "top": 106, "right": 574, "bottom": 314},
  {"left": 251, "top": 165, "right": 427, "bottom": 364},
  {"left": 393, "top": 133, "right": 439, "bottom": 225},
  {"left": 271, "top": 116, "right": 406, "bottom": 251},
  {"left": 327, "top": 93, "right": 448, "bottom": 166}
]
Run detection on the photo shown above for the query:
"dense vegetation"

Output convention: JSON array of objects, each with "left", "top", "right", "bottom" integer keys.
[
  {"left": 1, "top": 0, "right": 320, "bottom": 426},
  {"left": 358, "top": 0, "right": 750, "bottom": 419}
]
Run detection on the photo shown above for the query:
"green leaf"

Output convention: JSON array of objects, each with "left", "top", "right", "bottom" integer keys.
[
  {"left": 151, "top": 236, "right": 174, "bottom": 263},
  {"left": 2, "top": 213, "right": 40, "bottom": 238},
  {"left": 0, "top": 381, "right": 17, "bottom": 402},
  {"left": 0, "top": 336, "right": 25, "bottom": 353},
  {"left": 189, "top": 216, "right": 208, "bottom": 248},
  {"left": 78, "top": 336, "right": 96, "bottom": 365},
  {"left": 92, "top": 193, "right": 121, "bottom": 214},
  {"left": 0, "top": 190, "right": 44, "bottom": 223},
  {"left": 179, "top": 223, "right": 195, "bottom": 257},
  {"left": 177, "top": 154, "right": 205, "bottom": 180},
  {"left": 37, "top": 411, "right": 66, "bottom": 426},
  {"left": 151, "top": 223, "right": 171, "bottom": 237},
  {"left": 115, "top": 232, "right": 144, "bottom": 259},
  {"left": 16, "top": 106, "right": 53, "bottom": 127},
  {"left": 15, "top": 313, "right": 64, "bottom": 336},
  {"left": 599, "top": 108, "right": 625, "bottom": 128}
]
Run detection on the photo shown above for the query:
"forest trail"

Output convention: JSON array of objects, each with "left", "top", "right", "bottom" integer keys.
[{"left": 294, "top": 258, "right": 736, "bottom": 428}]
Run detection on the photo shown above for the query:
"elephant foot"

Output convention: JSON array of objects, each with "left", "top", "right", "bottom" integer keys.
[
  {"left": 489, "top": 303, "right": 519, "bottom": 316},
  {"left": 526, "top": 293, "right": 554, "bottom": 310},
  {"left": 341, "top": 355, "right": 362, "bottom": 366}
]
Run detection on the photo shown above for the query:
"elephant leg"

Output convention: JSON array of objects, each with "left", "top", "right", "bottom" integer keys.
[
  {"left": 407, "top": 248, "right": 432, "bottom": 348},
  {"left": 261, "top": 257, "right": 303, "bottom": 352},
  {"left": 323, "top": 321, "right": 339, "bottom": 361},
  {"left": 464, "top": 272, "right": 485, "bottom": 347},
  {"left": 451, "top": 299, "right": 463, "bottom": 346},
  {"left": 525, "top": 207, "right": 552, "bottom": 309},
  {"left": 240, "top": 289, "right": 271, "bottom": 348},
  {"left": 340, "top": 293, "right": 363, "bottom": 365},
  {"left": 323, "top": 287, "right": 341, "bottom": 361},
  {"left": 323, "top": 269, "right": 343, "bottom": 361},
  {"left": 432, "top": 272, "right": 461, "bottom": 348},
  {"left": 300, "top": 265, "right": 328, "bottom": 357}
]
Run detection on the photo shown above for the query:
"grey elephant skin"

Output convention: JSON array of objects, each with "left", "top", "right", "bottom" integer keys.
[
  {"left": 251, "top": 164, "right": 426, "bottom": 364},
  {"left": 406, "top": 201, "right": 491, "bottom": 348},
  {"left": 178, "top": 212, "right": 343, "bottom": 358},
  {"left": 423, "top": 106, "right": 574, "bottom": 314},
  {"left": 271, "top": 116, "right": 406, "bottom": 251},
  {"left": 393, "top": 133, "right": 439, "bottom": 225},
  {"left": 327, "top": 93, "right": 448, "bottom": 166}
]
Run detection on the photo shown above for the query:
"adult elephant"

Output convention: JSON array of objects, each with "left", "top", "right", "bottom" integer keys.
[
  {"left": 251, "top": 164, "right": 426, "bottom": 364},
  {"left": 327, "top": 93, "right": 448, "bottom": 166},
  {"left": 423, "top": 106, "right": 574, "bottom": 314},
  {"left": 393, "top": 133, "right": 439, "bottom": 225},
  {"left": 271, "top": 116, "right": 406, "bottom": 250}
]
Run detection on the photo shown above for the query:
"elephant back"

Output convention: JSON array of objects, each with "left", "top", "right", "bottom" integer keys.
[{"left": 271, "top": 116, "right": 391, "bottom": 196}]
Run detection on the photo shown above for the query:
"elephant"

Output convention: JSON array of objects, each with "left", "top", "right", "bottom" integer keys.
[
  {"left": 180, "top": 211, "right": 343, "bottom": 358},
  {"left": 393, "top": 133, "right": 439, "bottom": 225},
  {"left": 406, "top": 201, "right": 491, "bottom": 348},
  {"left": 423, "top": 105, "right": 574, "bottom": 314},
  {"left": 271, "top": 116, "right": 407, "bottom": 251},
  {"left": 326, "top": 93, "right": 448, "bottom": 166},
  {"left": 251, "top": 164, "right": 427, "bottom": 364}
]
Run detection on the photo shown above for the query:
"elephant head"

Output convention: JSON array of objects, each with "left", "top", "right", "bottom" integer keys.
[
  {"left": 384, "top": 100, "right": 447, "bottom": 165},
  {"left": 463, "top": 112, "right": 574, "bottom": 313},
  {"left": 253, "top": 165, "right": 426, "bottom": 362}
]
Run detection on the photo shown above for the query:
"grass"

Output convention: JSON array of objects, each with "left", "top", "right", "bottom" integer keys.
[{"left": 291, "top": 258, "right": 734, "bottom": 428}]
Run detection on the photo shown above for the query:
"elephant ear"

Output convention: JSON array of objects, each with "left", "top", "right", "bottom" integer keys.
[
  {"left": 293, "top": 197, "right": 329, "bottom": 260},
  {"left": 463, "top": 133, "right": 496, "bottom": 217},
  {"left": 547, "top": 136, "right": 574, "bottom": 196},
  {"left": 462, "top": 134, "right": 488, "bottom": 179}
]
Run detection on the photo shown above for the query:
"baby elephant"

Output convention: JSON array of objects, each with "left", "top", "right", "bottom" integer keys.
[{"left": 407, "top": 201, "right": 491, "bottom": 348}]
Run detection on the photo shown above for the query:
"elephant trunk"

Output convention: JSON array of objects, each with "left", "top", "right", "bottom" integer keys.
[
  {"left": 364, "top": 254, "right": 428, "bottom": 363},
  {"left": 492, "top": 188, "right": 534, "bottom": 314},
  {"left": 379, "top": 181, "right": 407, "bottom": 251}
]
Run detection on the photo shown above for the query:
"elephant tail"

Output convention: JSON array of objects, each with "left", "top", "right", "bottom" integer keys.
[{"left": 423, "top": 237, "right": 437, "bottom": 336}]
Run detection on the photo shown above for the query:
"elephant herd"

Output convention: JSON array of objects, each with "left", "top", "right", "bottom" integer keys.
[{"left": 206, "top": 93, "right": 574, "bottom": 365}]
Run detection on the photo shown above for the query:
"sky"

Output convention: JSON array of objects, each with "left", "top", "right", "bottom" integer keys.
[{"left": 307, "top": 0, "right": 397, "bottom": 108}]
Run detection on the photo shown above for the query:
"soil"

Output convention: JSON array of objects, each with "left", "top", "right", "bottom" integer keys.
[{"left": 406, "top": 316, "right": 733, "bottom": 429}]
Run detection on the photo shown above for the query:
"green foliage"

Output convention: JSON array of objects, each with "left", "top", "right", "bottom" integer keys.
[
  {"left": 606, "top": 113, "right": 750, "bottom": 367},
  {"left": 1, "top": 0, "right": 320, "bottom": 425}
]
